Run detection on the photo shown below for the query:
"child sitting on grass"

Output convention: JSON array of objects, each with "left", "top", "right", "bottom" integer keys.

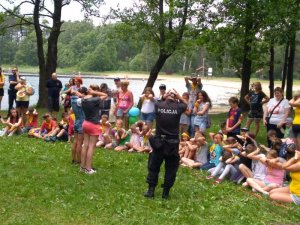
[
  {"left": 200, "top": 133, "right": 223, "bottom": 170},
  {"left": 179, "top": 132, "right": 190, "bottom": 158},
  {"left": 126, "top": 124, "right": 142, "bottom": 152},
  {"left": 239, "top": 145, "right": 267, "bottom": 188},
  {"left": 114, "top": 128, "right": 130, "bottom": 151},
  {"left": 96, "top": 114, "right": 111, "bottom": 148},
  {"left": 0, "top": 108, "right": 22, "bottom": 137},
  {"left": 246, "top": 150, "right": 285, "bottom": 195},
  {"left": 138, "top": 124, "right": 153, "bottom": 153},
  {"left": 49, "top": 112, "right": 69, "bottom": 142},
  {"left": 206, "top": 137, "right": 240, "bottom": 183},
  {"left": 105, "top": 119, "right": 123, "bottom": 149},
  {"left": 181, "top": 135, "right": 208, "bottom": 168},
  {"left": 22, "top": 107, "right": 39, "bottom": 133},
  {"left": 32, "top": 113, "right": 57, "bottom": 140}
]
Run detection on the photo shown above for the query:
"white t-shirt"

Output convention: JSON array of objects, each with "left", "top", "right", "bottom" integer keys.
[
  {"left": 141, "top": 98, "right": 155, "bottom": 113},
  {"left": 267, "top": 98, "right": 290, "bottom": 125},
  {"left": 252, "top": 154, "right": 267, "bottom": 181}
]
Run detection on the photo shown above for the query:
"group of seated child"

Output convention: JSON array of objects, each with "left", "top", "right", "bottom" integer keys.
[
  {"left": 0, "top": 107, "right": 74, "bottom": 143},
  {"left": 97, "top": 117, "right": 153, "bottom": 153},
  {"left": 178, "top": 120, "right": 297, "bottom": 197}
]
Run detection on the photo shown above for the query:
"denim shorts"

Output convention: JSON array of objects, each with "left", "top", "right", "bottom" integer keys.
[
  {"left": 141, "top": 112, "right": 155, "bottom": 122},
  {"left": 71, "top": 100, "right": 84, "bottom": 134},
  {"left": 291, "top": 193, "right": 300, "bottom": 205},
  {"left": 194, "top": 116, "right": 207, "bottom": 132},
  {"left": 116, "top": 108, "right": 129, "bottom": 117}
]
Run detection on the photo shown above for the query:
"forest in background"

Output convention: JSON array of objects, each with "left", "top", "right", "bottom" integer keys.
[{"left": 1, "top": 20, "right": 299, "bottom": 80}]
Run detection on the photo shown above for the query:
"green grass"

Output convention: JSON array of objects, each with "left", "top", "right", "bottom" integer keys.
[{"left": 0, "top": 110, "right": 299, "bottom": 225}]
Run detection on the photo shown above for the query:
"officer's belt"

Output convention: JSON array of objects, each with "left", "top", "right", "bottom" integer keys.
[{"left": 155, "top": 134, "right": 178, "bottom": 139}]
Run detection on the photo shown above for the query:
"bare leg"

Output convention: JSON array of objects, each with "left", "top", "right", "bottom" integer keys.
[
  {"left": 72, "top": 133, "right": 78, "bottom": 162},
  {"left": 76, "top": 134, "right": 84, "bottom": 163},
  {"left": 81, "top": 133, "right": 89, "bottom": 169},
  {"left": 85, "top": 135, "right": 98, "bottom": 171},
  {"left": 246, "top": 178, "right": 269, "bottom": 195},
  {"left": 239, "top": 164, "right": 253, "bottom": 178},
  {"left": 246, "top": 118, "right": 253, "bottom": 129},
  {"left": 269, "top": 186, "right": 293, "bottom": 203},
  {"left": 254, "top": 120, "right": 260, "bottom": 137}
]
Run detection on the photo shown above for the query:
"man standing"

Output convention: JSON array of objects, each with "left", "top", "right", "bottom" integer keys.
[
  {"left": 185, "top": 75, "right": 202, "bottom": 137},
  {"left": 8, "top": 67, "right": 20, "bottom": 114},
  {"left": 46, "top": 72, "right": 62, "bottom": 119},
  {"left": 144, "top": 89, "right": 187, "bottom": 199}
]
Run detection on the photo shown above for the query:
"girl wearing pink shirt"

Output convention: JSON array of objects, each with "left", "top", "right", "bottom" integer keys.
[
  {"left": 246, "top": 150, "right": 285, "bottom": 195},
  {"left": 114, "top": 81, "right": 134, "bottom": 130}
]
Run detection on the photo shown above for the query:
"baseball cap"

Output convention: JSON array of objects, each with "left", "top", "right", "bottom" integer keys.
[
  {"left": 114, "top": 77, "right": 120, "bottom": 82},
  {"left": 159, "top": 84, "right": 166, "bottom": 90},
  {"left": 241, "top": 127, "right": 249, "bottom": 132}
]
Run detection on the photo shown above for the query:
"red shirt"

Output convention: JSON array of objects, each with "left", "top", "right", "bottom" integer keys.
[{"left": 41, "top": 120, "right": 56, "bottom": 133}]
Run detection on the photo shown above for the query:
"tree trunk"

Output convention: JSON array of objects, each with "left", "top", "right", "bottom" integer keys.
[
  {"left": 286, "top": 32, "right": 296, "bottom": 100},
  {"left": 33, "top": 0, "right": 47, "bottom": 108},
  {"left": 37, "top": 0, "right": 63, "bottom": 107},
  {"left": 268, "top": 44, "right": 275, "bottom": 98},
  {"left": 281, "top": 43, "right": 289, "bottom": 92},
  {"left": 239, "top": 22, "right": 253, "bottom": 111},
  {"left": 144, "top": 52, "right": 171, "bottom": 88},
  {"left": 137, "top": 52, "right": 170, "bottom": 108}
]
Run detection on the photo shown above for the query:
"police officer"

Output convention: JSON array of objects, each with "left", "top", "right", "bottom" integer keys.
[{"left": 144, "top": 89, "right": 187, "bottom": 199}]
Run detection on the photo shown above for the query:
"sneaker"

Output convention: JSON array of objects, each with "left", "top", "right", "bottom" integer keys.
[
  {"left": 8, "top": 132, "right": 14, "bottom": 137},
  {"left": 85, "top": 168, "right": 97, "bottom": 174},
  {"left": 50, "top": 136, "right": 57, "bottom": 142},
  {"left": 206, "top": 175, "right": 214, "bottom": 180},
  {"left": 44, "top": 136, "right": 51, "bottom": 142},
  {"left": 80, "top": 167, "right": 86, "bottom": 173},
  {"left": 214, "top": 178, "right": 223, "bottom": 184}
]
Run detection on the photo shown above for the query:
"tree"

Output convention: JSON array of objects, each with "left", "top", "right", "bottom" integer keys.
[
  {"left": 114, "top": 0, "right": 212, "bottom": 93},
  {"left": 0, "top": 0, "right": 103, "bottom": 107}
]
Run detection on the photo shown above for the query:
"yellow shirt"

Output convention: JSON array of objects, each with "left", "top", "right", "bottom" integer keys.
[
  {"left": 0, "top": 73, "right": 5, "bottom": 88},
  {"left": 293, "top": 107, "right": 300, "bottom": 125},
  {"left": 290, "top": 162, "right": 300, "bottom": 196}
]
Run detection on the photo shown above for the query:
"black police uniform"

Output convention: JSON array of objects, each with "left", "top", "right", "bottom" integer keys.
[{"left": 145, "top": 98, "right": 186, "bottom": 198}]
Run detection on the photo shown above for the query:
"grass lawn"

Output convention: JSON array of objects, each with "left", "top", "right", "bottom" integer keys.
[{"left": 0, "top": 110, "right": 299, "bottom": 225}]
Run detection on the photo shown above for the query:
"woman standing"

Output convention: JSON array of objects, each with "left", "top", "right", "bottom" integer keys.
[
  {"left": 67, "top": 77, "right": 84, "bottom": 164},
  {"left": 81, "top": 84, "right": 107, "bottom": 174},
  {"left": 193, "top": 90, "right": 212, "bottom": 133},
  {"left": 263, "top": 87, "right": 290, "bottom": 146},
  {"left": 140, "top": 87, "right": 156, "bottom": 128},
  {"left": 114, "top": 81, "right": 134, "bottom": 130},
  {"left": 289, "top": 92, "right": 300, "bottom": 150},
  {"left": 15, "top": 77, "right": 33, "bottom": 125},
  {"left": 244, "top": 82, "right": 269, "bottom": 137},
  {"left": 0, "top": 67, "right": 5, "bottom": 110}
]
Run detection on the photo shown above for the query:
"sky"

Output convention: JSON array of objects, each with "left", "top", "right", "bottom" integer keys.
[
  {"left": 61, "top": 0, "right": 134, "bottom": 24},
  {"left": 0, "top": 0, "right": 134, "bottom": 25}
]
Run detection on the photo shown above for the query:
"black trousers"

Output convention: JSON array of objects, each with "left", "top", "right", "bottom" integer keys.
[
  {"left": 8, "top": 89, "right": 16, "bottom": 112},
  {"left": 146, "top": 137, "right": 180, "bottom": 189}
]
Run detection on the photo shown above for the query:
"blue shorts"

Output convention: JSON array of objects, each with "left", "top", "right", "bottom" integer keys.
[
  {"left": 140, "top": 112, "right": 155, "bottom": 123},
  {"left": 194, "top": 116, "right": 207, "bottom": 132},
  {"left": 116, "top": 108, "right": 129, "bottom": 117}
]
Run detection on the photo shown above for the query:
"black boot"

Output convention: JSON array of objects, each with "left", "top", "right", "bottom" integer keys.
[
  {"left": 162, "top": 188, "right": 170, "bottom": 199},
  {"left": 144, "top": 186, "right": 155, "bottom": 198}
]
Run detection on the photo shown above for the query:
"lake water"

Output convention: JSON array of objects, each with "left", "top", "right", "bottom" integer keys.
[{"left": 0, "top": 74, "right": 239, "bottom": 112}]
